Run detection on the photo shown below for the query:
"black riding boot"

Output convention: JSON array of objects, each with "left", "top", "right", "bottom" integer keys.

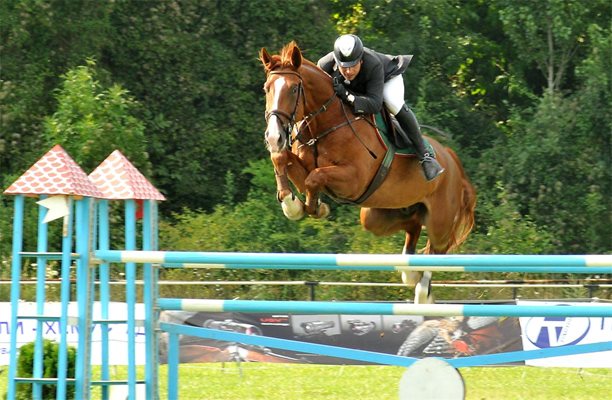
[{"left": 394, "top": 105, "right": 445, "bottom": 181}]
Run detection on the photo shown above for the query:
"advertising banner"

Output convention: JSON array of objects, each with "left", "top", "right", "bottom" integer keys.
[
  {"left": 158, "top": 306, "right": 523, "bottom": 365},
  {"left": 0, "top": 302, "right": 146, "bottom": 365},
  {"left": 518, "top": 301, "right": 612, "bottom": 368}
]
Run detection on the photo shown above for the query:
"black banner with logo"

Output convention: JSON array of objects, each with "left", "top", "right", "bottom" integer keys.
[{"left": 158, "top": 303, "right": 523, "bottom": 365}]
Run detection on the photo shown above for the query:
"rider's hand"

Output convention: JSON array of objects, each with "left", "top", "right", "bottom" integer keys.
[{"left": 333, "top": 78, "right": 355, "bottom": 105}]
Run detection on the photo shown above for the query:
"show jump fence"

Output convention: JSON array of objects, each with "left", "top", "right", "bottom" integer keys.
[{"left": 4, "top": 145, "right": 612, "bottom": 400}]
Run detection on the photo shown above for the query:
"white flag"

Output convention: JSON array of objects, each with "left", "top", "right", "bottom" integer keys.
[{"left": 36, "top": 195, "right": 69, "bottom": 223}]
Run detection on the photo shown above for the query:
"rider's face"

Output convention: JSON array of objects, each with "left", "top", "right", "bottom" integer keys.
[{"left": 338, "top": 60, "right": 362, "bottom": 82}]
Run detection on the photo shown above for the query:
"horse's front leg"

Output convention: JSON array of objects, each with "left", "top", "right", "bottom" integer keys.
[
  {"left": 302, "top": 165, "right": 355, "bottom": 218},
  {"left": 270, "top": 150, "right": 308, "bottom": 220}
]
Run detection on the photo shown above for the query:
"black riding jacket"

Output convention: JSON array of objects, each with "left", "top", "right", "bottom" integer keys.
[{"left": 317, "top": 48, "right": 412, "bottom": 114}]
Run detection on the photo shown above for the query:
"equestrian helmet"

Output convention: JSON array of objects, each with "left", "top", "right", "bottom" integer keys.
[{"left": 333, "top": 34, "right": 364, "bottom": 68}]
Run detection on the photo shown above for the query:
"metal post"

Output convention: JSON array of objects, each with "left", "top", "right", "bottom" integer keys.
[
  {"left": 56, "top": 197, "right": 74, "bottom": 400},
  {"left": 75, "top": 197, "right": 94, "bottom": 399},
  {"left": 7, "top": 195, "right": 25, "bottom": 400},
  {"left": 167, "top": 332, "right": 180, "bottom": 400},
  {"left": 125, "top": 199, "right": 137, "bottom": 400},
  {"left": 305, "top": 281, "right": 318, "bottom": 301},
  {"left": 33, "top": 196, "right": 48, "bottom": 399},
  {"left": 97, "top": 200, "right": 111, "bottom": 400},
  {"left": 143, "top": 200, "right": 159, "bottom": 400}
]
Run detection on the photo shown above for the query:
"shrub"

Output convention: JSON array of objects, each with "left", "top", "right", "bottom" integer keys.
[{"left": 14, "top": 339, "right": 76, "bottom": 400}]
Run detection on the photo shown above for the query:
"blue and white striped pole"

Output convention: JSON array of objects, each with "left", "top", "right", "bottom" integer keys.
[
  {"left": 94, "top": 250, "right": 612, "bottom": 266},
  {"left": 94, "top": 250, "right": 612, "bottom": 274},
  {"left": 157, "top": 298, "right": 612, "bottom": 318}
]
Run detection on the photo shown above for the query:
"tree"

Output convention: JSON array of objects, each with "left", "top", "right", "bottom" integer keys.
[
  {"left": 0, "top": 0, "right": 115, "bottom": 182},
  {"left": 496, "top": 0, "right": 608, "bottom": 96},
  {"left": 44, "top": 59, "right": 150, "bottom": 174}
]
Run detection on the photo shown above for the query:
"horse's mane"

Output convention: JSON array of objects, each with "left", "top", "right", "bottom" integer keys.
[
  {"left": 263, "top": 41, "right": 328, "bottom": 80},
  {"left": 280, "top": 41, "right": 300, "bottom": 66}
]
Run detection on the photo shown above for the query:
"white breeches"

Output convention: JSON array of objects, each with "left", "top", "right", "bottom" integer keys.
[{"left": 383, "top": 74, "right": 405, "bottom": 116}]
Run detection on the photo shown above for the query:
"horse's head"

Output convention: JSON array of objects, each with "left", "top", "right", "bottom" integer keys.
[{"left": 259, "top": 41, "right": 305, "bottom": 153}]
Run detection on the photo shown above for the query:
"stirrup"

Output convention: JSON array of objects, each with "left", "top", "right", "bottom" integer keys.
[{"left": 419, "top": 152, "right": 436, "bottom": 164}]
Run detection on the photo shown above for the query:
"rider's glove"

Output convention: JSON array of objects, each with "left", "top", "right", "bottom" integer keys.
[{"left": 333, "top": 77, "right": 355, "bottom": 105}]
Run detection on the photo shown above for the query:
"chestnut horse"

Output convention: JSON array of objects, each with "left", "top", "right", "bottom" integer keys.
[{"left": 260, "top": 42, "right": 476, "bottom": 303}]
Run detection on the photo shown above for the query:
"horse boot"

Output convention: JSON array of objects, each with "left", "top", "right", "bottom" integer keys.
[{"left": 395, "top": 105, "right": 445, "bottom": 181}]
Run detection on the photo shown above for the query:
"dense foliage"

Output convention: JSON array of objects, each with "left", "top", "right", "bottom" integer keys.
[{"left": 1, "top": 0, "right": 610, "bottom": 274}]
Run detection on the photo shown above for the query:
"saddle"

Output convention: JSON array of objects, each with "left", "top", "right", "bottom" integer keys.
[
  {"left": 317, "top": 107, "right": 436, "bottom": 205},
  {"left": 372, "top": 108, "right": 434, "bottom": 156}
]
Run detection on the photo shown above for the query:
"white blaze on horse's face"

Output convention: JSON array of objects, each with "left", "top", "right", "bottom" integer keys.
[{"left": 265, "top": 76, "right": 288, "bottom": 153}]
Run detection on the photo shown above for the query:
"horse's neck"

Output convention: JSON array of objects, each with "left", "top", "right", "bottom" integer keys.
[
  {"left": 300, "top": 64, "right": 346, "bottom": 121},
  {"left": 300, "top": 64, "right": 331, "bottom": 102}
]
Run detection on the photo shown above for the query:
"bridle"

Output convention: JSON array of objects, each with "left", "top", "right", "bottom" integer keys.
[
  {"left": 264, "top": 69, "right": 337, "bottom": 147},
  {"left": 264, "top": 70, "right": 305, "bottom": 146},
  {"left": 264, "top": 67, "right": 374, "bottom": 165}
]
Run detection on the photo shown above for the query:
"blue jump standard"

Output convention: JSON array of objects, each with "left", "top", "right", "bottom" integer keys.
[{"left": 157, "top": 299, "right": 612, "bottom": 318}]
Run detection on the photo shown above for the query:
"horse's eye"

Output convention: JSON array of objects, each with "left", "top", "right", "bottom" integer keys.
[{"left": 292, "top": 85, "right": 299, "bottom": 94}]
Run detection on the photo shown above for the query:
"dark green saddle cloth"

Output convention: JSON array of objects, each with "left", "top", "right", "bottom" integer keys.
[{"left": 373, "top": 111, "right": 435, "bottom": 156}]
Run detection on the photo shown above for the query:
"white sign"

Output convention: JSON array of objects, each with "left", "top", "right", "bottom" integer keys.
[
  {"left": 0, "top": 302, "right": 146, "bottom": 365},
  {"left": 518, "top": 301, "right": 612, "bottom": 368}
]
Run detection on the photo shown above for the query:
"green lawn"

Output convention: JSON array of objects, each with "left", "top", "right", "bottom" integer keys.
[{"left": 2, "top": 363, "right": 611, "bottom": 399}]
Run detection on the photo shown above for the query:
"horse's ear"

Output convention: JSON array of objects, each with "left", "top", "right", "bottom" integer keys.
[
  {"left": 289, "top": 42, "right": 302, "bottom": 69},
  {"left": 259, "top": 47, "right": 273, "bottom": 71}
]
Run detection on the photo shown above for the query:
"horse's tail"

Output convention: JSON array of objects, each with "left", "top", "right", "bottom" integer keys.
[{"left": 448, "top": 148, "right": 476, "bottom": 251}]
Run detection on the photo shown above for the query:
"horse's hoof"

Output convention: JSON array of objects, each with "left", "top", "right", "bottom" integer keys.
[
  {"left": 281, "top": 195, "right": 304, "bottom": 220},
  {"left": 414, "top": 282, "right": 434, "bottom": 304},
  {"left": 316, "top": 202, "right": 330, "bottom": 219}
]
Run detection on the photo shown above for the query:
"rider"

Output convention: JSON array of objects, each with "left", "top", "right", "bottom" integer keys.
[{"left": 317, "top": 34, "right": 444, "bottom": 181}]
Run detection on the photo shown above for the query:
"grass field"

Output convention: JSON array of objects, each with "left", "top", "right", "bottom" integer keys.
[{"left": 2, "top": 363, "right": 611, "bottom": 399}]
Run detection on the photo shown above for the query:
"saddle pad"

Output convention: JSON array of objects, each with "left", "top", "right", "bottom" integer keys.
[{"left": 374, "top": 112, "right": 435, "bottom": 156}]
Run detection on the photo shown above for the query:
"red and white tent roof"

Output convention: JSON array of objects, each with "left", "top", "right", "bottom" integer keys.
[
  {"left": 3, "top": 145, "right": 103, "bottom": 197},
  {"left": 89, "top": 150, "right": 165, "bottom": 200}
]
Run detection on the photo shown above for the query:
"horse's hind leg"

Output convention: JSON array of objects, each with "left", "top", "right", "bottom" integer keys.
[
  {"left": 414, "top": 186, "right": 468, "bottom": 303},
  {"left": 412, "top": 268, "right": 434, "bottom": 304},
  {"left": 400, "top": 221, "right": 421, "bottom": 287},
  {"left": 399, "top": 221, "right": 434, "bottom": 304},
  {"left": 361, "top": 207, "right": 432, "bottom": 304}
]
